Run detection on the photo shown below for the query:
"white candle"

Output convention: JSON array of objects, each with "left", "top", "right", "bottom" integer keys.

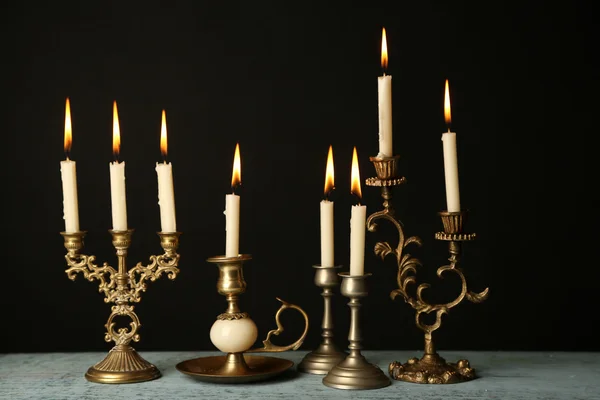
[
  {"left": 110, "top": 101, "right": 128, "bottom": 231},
  {"left": 378, "top": 28, "right": 393, "bottom": 158},
  {"left": 349, "top": 147, "right": 366, "bottom": 276},
  {"left": 156, "top": 110, "right": 176, "bottom": 232},
  {"left": 225, "top": 143, "right": 241, "bottom": 257},
  {"left": 60, "top": 98, "right": 79, "bottom": 233},
  {"left": 350, "top": 204, "right": 366, "bottom": 276},
  {"left": 110, "top": 161, "right": 128, "bottom": 231},
  {"left": 156, "top": 162, "right": 176, "bottom": 232},
  {"left": 320, "top": 145, "right": 335, "bottom": 267},
  {"left": 225, "top": 194, "right": 240, "bottom": 257},
  {"left": 442, "top": 80, "right": 461, "bottom": 212}
]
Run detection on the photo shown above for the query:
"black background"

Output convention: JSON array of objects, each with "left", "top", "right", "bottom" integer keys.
[{"left": 1, "top": 1, "right": 596, "bottom": 353}]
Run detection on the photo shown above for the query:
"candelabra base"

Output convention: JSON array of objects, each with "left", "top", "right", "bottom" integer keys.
[
  {"left": 389, "top": 353, "right": 475, "bottom": 384},
  {"left": 84, "top": 344, "right": 160, "bottom": 384},
  {"left": 297, "top": 343, "right": 346, "bottom": 374},
  {"left": 322, "top": 352, "right": 390, "bottom": 390}
]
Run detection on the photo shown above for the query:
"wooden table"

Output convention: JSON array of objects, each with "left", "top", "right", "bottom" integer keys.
[{"left": 1, "top": 350, "right": 599, "bottom": 399}]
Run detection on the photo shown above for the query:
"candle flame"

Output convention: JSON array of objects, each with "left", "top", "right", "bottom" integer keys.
[
  {"left": 231, "top": 142, "right": 241, "bottom": 189},
  {"left": 160, "top": 109, "right": 167, "bottom": 160},
  {"left": 444, "top": 79, "right": 452, "bottom": 127},
  {"left": 64, "top": 97, "right": 72, "bottom": 157},
  {"left": 324, "top": 145, "right": 334, "bottom": 197},
  {"left": 350, "top": 147, "right": 362, "bottom": 201},
  {"left": 112, "top": 101, "right": 121, "bottom": 160},
  {"left": 381, "top": 27, "right": 388, "bottom": 71}
]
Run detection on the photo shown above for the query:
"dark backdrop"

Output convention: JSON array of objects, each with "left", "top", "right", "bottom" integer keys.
[{"left": 1, "top": 1, "right": 596, "bottom": 353}]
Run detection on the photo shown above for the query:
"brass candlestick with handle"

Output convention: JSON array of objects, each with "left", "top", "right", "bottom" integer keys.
[
  {"left": 366, "top": 155, "right": 489, "bottom": 384},
  {"left": 176, "top": 254, "right": 310, "bottom": 383},
  {"left": 61, "top": 229, "right": 181, "bottom": 384}
]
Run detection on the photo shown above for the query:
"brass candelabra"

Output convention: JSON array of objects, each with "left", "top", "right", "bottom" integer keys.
[
  {"left": 61, "top": 229, "right": 181, "bottom": 384},
  {"left": 297, "top": 265, "right": 346, "bottom": 374},
  {"left": 365, "top": 155, "right": 489, "bottom": 384},
  {"left": 176, "top": 254, "right": 310, "bottom": 383}
]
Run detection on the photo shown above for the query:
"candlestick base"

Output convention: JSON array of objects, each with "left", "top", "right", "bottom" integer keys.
[
  {"left": 389, "top": 354, "right": 474, "bottom": 384},
  {"left": 297, "top": 343, "right": 346, "bottom": 375},
  {"left": 85, "top": 344, "right": 160, "bottom": 384},
  {"left": 176, "top": 354, "right": 294, "bottom": 384},
  {"left": 322, "top": 351, "right": 391, "bottom": 390}
]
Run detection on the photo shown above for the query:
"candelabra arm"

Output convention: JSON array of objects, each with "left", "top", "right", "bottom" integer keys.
[
  {"left": 62, "top": 232, "right": 118, "bottom": 302},
  {"left": 246, "top": 297, "right": 309, "bottom": 353},
  {"left": 128, "top": 232, "right": 181, "bottom": 303}
]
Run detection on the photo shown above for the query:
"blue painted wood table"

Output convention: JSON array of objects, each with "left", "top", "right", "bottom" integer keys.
[{"left": 1, "top": 350, "right": 599, "bottom": 399}]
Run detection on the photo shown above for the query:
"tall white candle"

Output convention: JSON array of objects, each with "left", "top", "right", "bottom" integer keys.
[
  {"left": 60, "top": 98, "right": 79, "bottom": 232},
  {"left": 156, "top": 110, "right": 176, "bottom": 232},
  {"left": 225, "top": 143, "right": 241, "bottom": 257},
  {"left": 320, "top": 145, "right": 335, "bottom": 267},
  {"left": 349, "top": 147, "right": 366, "bottom": 276},
  {"left": 110, "top": 101, "right": 128, "bottom": 231},
  {"left": 442, "top": 80, "right": 461, "bottom": 212},
  {"left": 378, "top": 27, "right": 393, "bottom": 158}
]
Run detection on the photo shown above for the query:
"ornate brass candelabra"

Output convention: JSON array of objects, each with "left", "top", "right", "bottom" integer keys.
[
  {"left": 297, "top": 265, "right": 346, "bottom": 374},
  {"left": 365, "top": 155, "right": 489, "bottom": 384},
  {"left": 322, "top": 272, "right": 390, "bottom": 390},
  {"left": 61, "top": 229, "right": 181, "bottom": 384},
  {"left": 176, "top": 254, "right": 310, "bottom": 383}
]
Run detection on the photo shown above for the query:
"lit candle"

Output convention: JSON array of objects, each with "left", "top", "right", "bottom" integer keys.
[
  {"left": 378, "top": 27, "right": 393, "bottom": 158},
  {"left": 225, "top": 143, "right": 241, "bottom": 257},
  {"left": 109, "top": 101, "right": 128, "bottom": 231},
  {"left": 442, "top": 79, "right": 461, "bottom": 212},
  {"left": 156, "top": 110, "right": 177, "bottom": 233},
  {"left": 320, "top": 145, "right": 335, "bottom": 267},
  {"left": 349, "top": 147, "right": 366, "bottom": 276},
  {"left": 60, "top": 97, "right": 80, "bottom": 233}
]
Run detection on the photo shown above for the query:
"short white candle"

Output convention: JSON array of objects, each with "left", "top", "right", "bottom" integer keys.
[
  {"left": 377, "top": 28, "right": 393, "bottom": 158},
  {"left": 349, "top": 147, "right": 366, "bottom": 276},
  {"left": 225, "top": 143, "right": 241, "bottom": 257},
  {"left": 60, "top": 98, "right": 80, "bottom": 233},
  {"left": 110, "top": 101, "right": 128, "bottom": 231},
  {"left": 442, "top": 80, "right": 461, "bottom": 212},
  {"left": 320, "top": 145, "right": 335, "bottom": 267},
  {"left": 156, "top": 110, "right": 176, "bottom": 232}
]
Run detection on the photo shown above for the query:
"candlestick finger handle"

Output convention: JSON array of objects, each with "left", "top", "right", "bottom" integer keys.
[{"left": 246, "top": 297, "right": 309, "bottom": 353}]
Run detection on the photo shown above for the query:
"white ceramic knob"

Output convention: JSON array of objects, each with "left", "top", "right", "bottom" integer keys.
[{"left": 210, "top": 317, "right": 258, "bottom": 353}]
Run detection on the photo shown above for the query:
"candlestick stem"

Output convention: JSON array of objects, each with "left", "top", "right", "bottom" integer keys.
[
  {"left": 61, "top": 229, "right": 181, "bottom": 384},
  {"left": 298, "top": 265, "right": 345, "bottom": 374}
]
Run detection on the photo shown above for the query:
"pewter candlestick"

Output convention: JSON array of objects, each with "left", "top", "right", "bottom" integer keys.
[
  {"left": 297, "top": 265, "right": 346, "bottom": 374},
  {"left": 322, "top": 273, "right": 390, "bottom": 390}
]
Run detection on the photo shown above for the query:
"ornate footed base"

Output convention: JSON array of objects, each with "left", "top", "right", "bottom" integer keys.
[
  {"left": 323, "top": 352, "right": 390, "bottom": 390},
  {"left": 297, "top": 343, "right": 346, "bottom": 374},
  {"left": 85, "top": 345, "right": 160, "bottom": 384},
  {"left": 389, "top": 353, "right": 475, "bottom": 384}
]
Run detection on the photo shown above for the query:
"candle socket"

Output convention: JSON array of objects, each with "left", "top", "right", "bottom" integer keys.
[
  {"left": 61, "top": 229, "right": 181, "bottom": 384},
  {"left": 366, "top": 156, "right": 489, "bottom": 384},
  {"left": 322, "top": 273, "right": 390, "bottom": 390},
  {"left": 297, "top": 265, "right": 346, "bottom": 375},
  {"left": 175, "top": 254, "right": 309, "bottom": 383}
]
